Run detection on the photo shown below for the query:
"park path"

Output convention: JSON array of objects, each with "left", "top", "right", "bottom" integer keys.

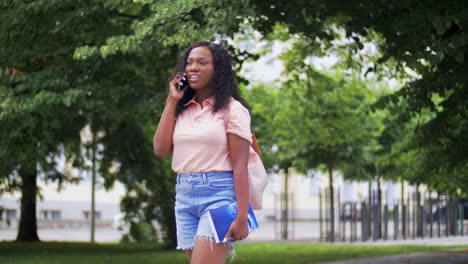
[{"left": 318, "top": 249, "right": 468, "bottom": 264}]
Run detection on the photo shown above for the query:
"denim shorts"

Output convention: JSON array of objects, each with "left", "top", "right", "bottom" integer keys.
[{"left": 175, "top": 171, "right": 236, "bottom": 251}]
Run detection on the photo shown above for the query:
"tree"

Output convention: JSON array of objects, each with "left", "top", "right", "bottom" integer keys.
[
  {"left": 245, "top": 83, "right": 300, "bottom": 239},
  {"left": 248, "top": 0, "right": 468, "bottom": 192},
  {"left": 0, "top": 0, "right": 177, "bottom": 242},
  {"left": 1, "top": 0, "right": 259, "bottom": 244}
]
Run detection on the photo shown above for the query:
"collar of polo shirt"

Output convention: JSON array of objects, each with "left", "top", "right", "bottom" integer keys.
[{"left": 184, "top": 96, "right": 215, "bottom": 107}]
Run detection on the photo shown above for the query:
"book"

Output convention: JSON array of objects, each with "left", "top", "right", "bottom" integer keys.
[{"left": 207, "top": 202, "right": 259, "bottom": 243}]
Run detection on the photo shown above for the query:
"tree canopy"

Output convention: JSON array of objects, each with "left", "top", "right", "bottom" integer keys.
[{"left": 249, "top": 0, "right": 468, "bottom": 192}]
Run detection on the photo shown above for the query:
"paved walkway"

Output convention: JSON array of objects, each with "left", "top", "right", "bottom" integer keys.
[
  {"left": 332, "top": 235, "right": 468, "bottom": 246},
  {"left": 319, "top": 250, "right": 468, "bottom": 264},
  {"left": 0, "top": 228, "right": 123, "bottom": 242}
]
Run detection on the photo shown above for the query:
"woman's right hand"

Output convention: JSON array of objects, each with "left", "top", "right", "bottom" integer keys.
[
  {"left": 168, "top": 73, "right": 188, "bottom": 101},
  {"left": 154, "top": 73, "right": 186, "bottom": 158}
]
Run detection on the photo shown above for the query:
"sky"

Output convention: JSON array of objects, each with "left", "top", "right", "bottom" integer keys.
[
  {"left": 240, "top": 40, "right": 286, "bottom": 86},
  {"left": 240, "top": 38, "right": 404, "bottom": 91}
]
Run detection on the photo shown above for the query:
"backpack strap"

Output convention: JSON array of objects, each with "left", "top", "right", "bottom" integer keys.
[
  {"left": 251, "top": 134, "right": 262, "bottom": 160},
  {"left": 222, "top": 104, "right": 262, "bottom": 159}
]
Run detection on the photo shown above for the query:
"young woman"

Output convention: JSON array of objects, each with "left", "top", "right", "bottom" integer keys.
[{"left": 153, "top": 41, "right": 252, "bottom": 264}]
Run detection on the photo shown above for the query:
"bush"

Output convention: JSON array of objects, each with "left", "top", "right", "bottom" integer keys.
[{"left": 129, "top": 221, "right": 158, "bottom": 243}]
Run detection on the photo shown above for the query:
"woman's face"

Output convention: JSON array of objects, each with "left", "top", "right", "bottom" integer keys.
[{"left": 185, "top": 46, "right": 215, "bottom": 92}]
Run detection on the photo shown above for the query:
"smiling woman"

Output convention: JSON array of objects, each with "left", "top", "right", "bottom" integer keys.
[
  {"left": 185, "top": 47, "right": 214, "bottom": 93},
  {"left": 152, "top": 42, "right": 253, "bottom": 264}
]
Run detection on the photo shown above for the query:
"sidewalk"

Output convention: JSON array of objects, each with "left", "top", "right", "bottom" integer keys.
[
  {"left": 258, "top": 236, "right": 468, "bottom": 264},
  {"left": 317, "top": 236, "right": 468, "bottom": 264},
  {"left": 332, "top": 235, "right": 468, "bottom": 246},
  {"left": 0, "top": 228, "right": 124, "bottom": 242},
  {"left": 2, "top": 226, "right": 467, "bottom": 245},
  {"left": 318, "top": 250, "right": 468, "bottom": 264},
  {"left": 244, "top": 235, "right": 468, "bottom": 246}
]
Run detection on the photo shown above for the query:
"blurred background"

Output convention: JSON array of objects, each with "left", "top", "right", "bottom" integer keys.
[{"left": 1, "top": 0, "right": 467, "bottom": 247}]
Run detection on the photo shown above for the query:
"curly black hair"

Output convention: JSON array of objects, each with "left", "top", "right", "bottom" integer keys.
[{"left": 170, "top": 41, "right": 250, "bottom": 116}]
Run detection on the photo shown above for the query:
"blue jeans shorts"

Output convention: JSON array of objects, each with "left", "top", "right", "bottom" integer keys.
[{"left": 175, "top": 171, "right": 236, "bottom": 251}]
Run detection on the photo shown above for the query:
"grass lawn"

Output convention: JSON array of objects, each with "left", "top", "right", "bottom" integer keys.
[{"left": 0, "top": 241, "right": 467, "bottom": 264}]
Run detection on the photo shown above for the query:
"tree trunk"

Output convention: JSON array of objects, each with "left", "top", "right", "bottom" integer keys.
[
  {"left": 16, "top": 168, "right": 40, "bottom": 242},
  {"left": 328, "top": 163, "right": 334, "bottom": 242},
  {"left": 281, "top": 168, "right": 289, "bottom": 240},
  {"left": 368, "top": 180, "right": 372, "bottom": 208},
  {"left": 377, "top": 175, "right": 382, "bottom": 238},
  {"left": 368, "top": 179, "right": 372, "bottom": 237},
  {"left": 91, "top": 130, "right": 97, "bottom": 243},
  {"left": 401, "top": 180, "right": 405, "bottom": 206},
  {"left": 416, "top": 183, "right": 422, "bottom": 237}
]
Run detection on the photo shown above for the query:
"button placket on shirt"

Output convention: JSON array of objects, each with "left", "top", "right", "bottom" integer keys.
[
  {"left": 194, "top": 109, "right": 203, "bottom": 122},
  {"left": 193, "top": 102, "right": 212, "bottom": 123}
]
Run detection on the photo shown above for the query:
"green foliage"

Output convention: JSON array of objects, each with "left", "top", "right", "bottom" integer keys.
[
  {"left": 1, "top": 0, "right": 205, "bottom": 243},
  {"left": 1, "top": 0, "right": 263, "bottom": 245},
  {"left": 129, "top": 221, "right": 158, "bottom": 243},
  {"left": 245, "top": 84, "right": 295, "bottom": 173},
  {"left": 287, "top": 67, "right": 378, "bottom": 177},
  {"left": 249, "top": 0, "right": 468, "bottom": 193},
  {"left": 3, "top": 0, "right": 468, "bottom": 246},
  {"left": 74, "top": 0, "right": 253, "bottom": 59}
]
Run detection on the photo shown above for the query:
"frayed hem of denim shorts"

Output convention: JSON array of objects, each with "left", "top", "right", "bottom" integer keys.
[{"left": 176, "top": 236, "right": 236, "bottom": 263}]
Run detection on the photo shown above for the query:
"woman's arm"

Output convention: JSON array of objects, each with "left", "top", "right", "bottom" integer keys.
[
  {"left": 153, "top": 75, "right": 186, "bottom": 158},
  {"left": 225, "top": 133, "right": 250, "bottom": 242}
]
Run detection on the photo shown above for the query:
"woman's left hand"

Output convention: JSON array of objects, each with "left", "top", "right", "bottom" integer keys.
[{"left": 224, "top": 217, "right": 249, "bottom": 242}]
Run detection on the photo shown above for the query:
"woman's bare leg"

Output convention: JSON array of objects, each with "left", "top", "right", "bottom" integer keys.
[{"left": 190, "top": 237, "right": 230, "bottom": 264}]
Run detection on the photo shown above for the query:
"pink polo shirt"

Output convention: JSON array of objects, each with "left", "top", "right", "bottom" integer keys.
[{"left": 172, "top": 97, "right": 252, "bottom": 173}]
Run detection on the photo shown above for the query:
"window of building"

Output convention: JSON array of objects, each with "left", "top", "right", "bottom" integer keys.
[
  {"left": 83, "top": 211, "right": 101, "bottom": 220},
  {"left": 6, "top": 209, "right": 17, "bottom": 220},
  {"left": 40, "top": 210, "right": 61, "bottom": 220},
  {"left": 0, "top": 208, "right": 17, "bottom": 221}
]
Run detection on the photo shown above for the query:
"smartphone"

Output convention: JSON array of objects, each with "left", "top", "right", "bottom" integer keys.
[{"left": 178, "top": 73, "right": 188, "bottom": 92}]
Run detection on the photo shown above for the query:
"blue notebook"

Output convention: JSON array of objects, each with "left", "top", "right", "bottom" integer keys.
[{"left": 207, "top": 202, "right": 259, "bottom": 243}]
